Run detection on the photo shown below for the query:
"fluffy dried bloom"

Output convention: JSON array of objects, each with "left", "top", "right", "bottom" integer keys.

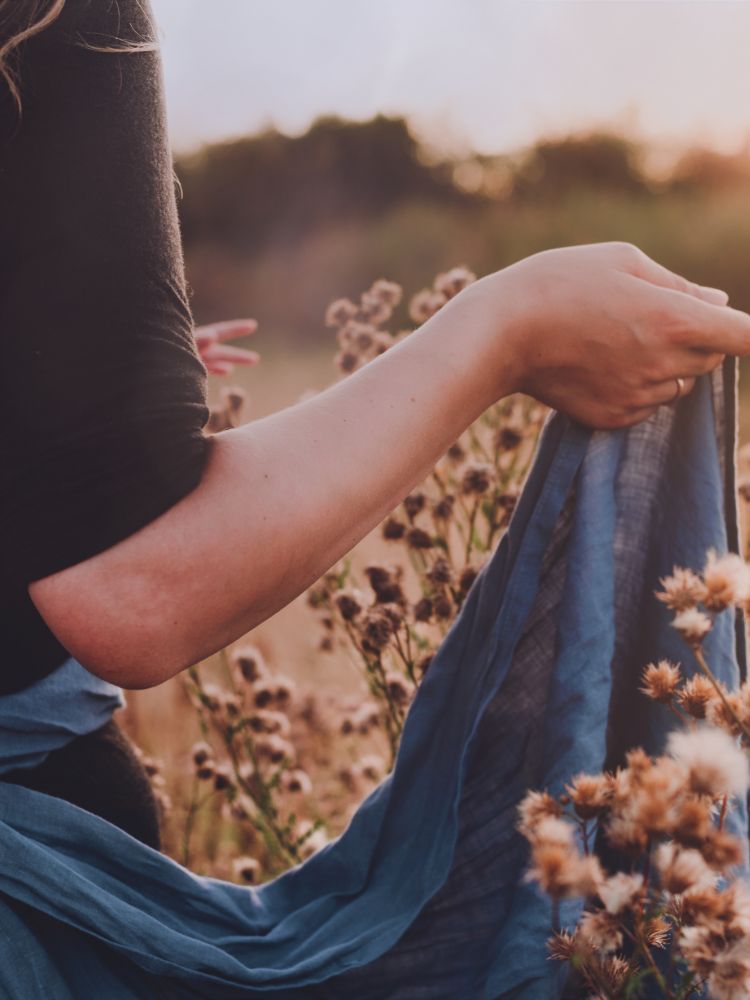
[
  {"left": 356, "top": 754, "right": 386, "bottom": 783},
  {"left": 213, "top": 764, "right": 233, "bottom": 791},
  {"left": 432, "top": 495, "right": 456, "bottom": 521},
  {"left": 413, "top": 597, "right": 433, "bottom": 623},
  {"left": 433, "top": 266, "right": 476, "bottom": 299},
  {"left": 701, "top": 829, "right": 745, "bottom": 871},
  {"left": 517, "top": 790, "right": 563, "bottom": 837},
  {"left": 433, "top": 592, "right": 453, "bottom": 620},
  {"left": 707, "top": 939, "right": 750, "bottom": 1000},
  {"left": 707, "top": 691, "right": 746, "bottom": 739},
  {"left": 231, "top": 645, "right": 267, "bottom": 683},
  {"left": 646, "top": 916, "right": 671, "bottom": 950},
  {"left": 496, "top": 426, "right": 523, "bottom": 451},
  {"left": 459, "top": 565, "right": 479, "bottom": 597},
  {"left": 671, "top": 796, "right": 713, "bottom": 847},
  {"left": 403, "top": 492, "right": 426, "bottom": 521},
  {"left": 656, "top": 842, "right": 716, "bottom": 894},
  {"left": 335, "top": 349, "right": 359, "bottom": 373},
  {"left": 598, "top": 872, "right": 643, "bottom": 915},
  {"left": 192, "top": 741, "right": 213, "bottom": 767},
  {"left": 667, "top": 727, "right": 749, "bottom": 798},
  {"left": 547, "top": 931, "right": 578, "bottom": 962},
  {"left": 325, "top": 298, "right": 357, "bottom": 328},
  {"left": 255, "top": 734, "right": 295, "bottom": 765},
  {"left": 640, "top": 660, "right": 681, "bottom": 703},
  {"left": 578, "top": 910, "right": 623, "bottom": 953},
  {"left": 382, "top": 517, "right": 406, "bottom": 540},
  {"left": 232, "top": 856, "right": 261, "bottom": 884},
  {"left": 246, "top": 710, "right": 290, "bottom": 736},
  {"left": 359, "top": 608, "right": 397, "bottom": 654},
  {"left": 281, "top": 769, "right": 313, "bottom": 795},
  {"left": 678, "top": 674, "right": 718, "bottom": 720},
  {"left": 565, "top": 773, "right": 611, "bottom": 819},
  {"left": 409, "top": 289, "right": 447, "bottom": 325},
  {"left": 702, "top": 551, "right": 750, "bottom": 612},
  {"left": 365, "top": 564, "right": 405, "bottom": 605},
  {"left": 297, "top": 822, "right": 328, "bottom": 859},
  {"left": 527, "top": 844, "right": 601, "bottom": 899},
  {"left": 384, "top": 672, "right": 412, "bottom": 706},
  {"left": 672, "top": 607, "right": 713, "bottom": 645},
  {"left": 369, "top": 279, "right": 402, "bottom": 308},
  {"left": 656, "top": 567, "right": 707, "bottom": 611},
  {"left": 334, "top": 587, "right": 366, "bottom": 621},
  {"left": 405, "top": 527, "right": 434, "bottom": 550},
  {"left": 427, "top": 556, "right": 454, "bottom": 586},
  {"left": 461, "top": 462, "right": 494, "bottom": 495}
]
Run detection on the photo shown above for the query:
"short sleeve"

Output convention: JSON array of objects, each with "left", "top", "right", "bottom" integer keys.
[{"left": 0, "top": 0, "right": 210, "bottom": 585}]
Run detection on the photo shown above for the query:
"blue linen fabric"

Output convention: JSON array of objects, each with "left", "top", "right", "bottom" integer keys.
[
  {"left": 0, "top": 362, "right": 745, "bottom": 999},
  {"left": 0, "top": 658, "right": 123, "bottom": 775}
]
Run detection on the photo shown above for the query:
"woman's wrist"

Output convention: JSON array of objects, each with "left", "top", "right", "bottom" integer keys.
[{"left": 456, "top": 267, "right": 532, "bottom": 402}]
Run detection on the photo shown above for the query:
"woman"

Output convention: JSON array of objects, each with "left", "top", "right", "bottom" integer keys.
[{"left": 1, "top": 0, "right": 749, "bottom": 996}]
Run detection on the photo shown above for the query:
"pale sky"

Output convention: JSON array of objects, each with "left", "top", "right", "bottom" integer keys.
[{"left": 151, "top": 0, "right": 750, "bottom": 157}]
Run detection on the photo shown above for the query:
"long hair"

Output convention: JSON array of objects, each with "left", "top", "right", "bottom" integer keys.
[
  {"left": 0, "top": 0, "right": 156, "bottom": 112},
  {"left": 0, "top": 0, "right": 66, "bottom": 109}
]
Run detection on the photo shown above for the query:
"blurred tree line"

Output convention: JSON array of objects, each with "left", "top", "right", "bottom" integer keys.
[{"left": 175, "top": 116, "right": 750, "bottom": 350}]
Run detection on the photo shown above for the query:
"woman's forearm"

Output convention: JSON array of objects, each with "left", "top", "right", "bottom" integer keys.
[
  {"left": 31, "top": 243, "right": 750, "bottom": 688},
  {"left": 30, "top": 282, "right": 516, "bottom": 688}
]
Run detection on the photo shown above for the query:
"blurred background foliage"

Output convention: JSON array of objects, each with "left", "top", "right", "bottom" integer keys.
[{"left": 176, "top": 115, "right": 750, "bottom": 369}]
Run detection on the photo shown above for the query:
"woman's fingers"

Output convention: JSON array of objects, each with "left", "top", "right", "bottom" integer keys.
[
  {"left": 623, "top": 247, "right": 729, "bottom": 305},
  {"left": 653, "top": 286, "right": 750, "bottom": 356},
  {"left": 646, "top": 376, "right": 697, "bottom": 407},
  {"left": 196, "top": 319, "right": 258, "bottom": 346},
  {"left": 201, "top": 343, "right": 260, "bottom": 365}
]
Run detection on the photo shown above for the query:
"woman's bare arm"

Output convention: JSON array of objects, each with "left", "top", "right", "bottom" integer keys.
[{"left": 29, "top": 244, "right": 750, "bottom": 688}]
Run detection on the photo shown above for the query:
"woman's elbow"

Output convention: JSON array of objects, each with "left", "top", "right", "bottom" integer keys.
[{"left": 29, "top": 565, "right": 189, "bottom": 689}]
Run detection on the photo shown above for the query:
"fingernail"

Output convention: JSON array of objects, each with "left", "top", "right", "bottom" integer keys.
[{"left": 701, "top": 286, "right": 730, "bottom": 305}]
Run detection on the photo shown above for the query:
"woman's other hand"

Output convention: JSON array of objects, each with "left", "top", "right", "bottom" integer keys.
[
  {"left": 195, "top": 319, "right": 260, "bottom": 376},
  {"left": 480, "top": 242, "right": 750, "bottom": 429}
]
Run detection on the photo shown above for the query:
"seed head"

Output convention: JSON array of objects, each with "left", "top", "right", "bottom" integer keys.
[
  {"left": 668, "top": 726, "right": 749, "bottom": 798},
  {"left": 382, "top": 517, "right": 406, "bottom": 540},
  {"left": 640, "top": 660, "right": 682, "bottom": 703},
  {"left": 406, "top": 527, "right": 434, "bottom": 550},
  {"left": 672, "top": 607, "right": 713, "bottom": 646},
  {"left": 656, "top": 567, "right": 707, "bottom": 612},
  {"left": 678, "top": 674, "right": 717, "bottom": 720},
  {"left": 461, "top": 462, "right": 494, "bottom": 495},
  {"left": 325, "top": 298, "right": 357, "bottom": 328},
  {"left": 232, "top": 856, "right": 261, "bottom": 884},
  {"left": 702, "top": 550, "right": 750, "bottom": 612},
  {"left": 192, "top": 741, "right": 213, "bottom": 767},
  {"left": 433, "top": 266, "right": 476, "bottom": 299}
]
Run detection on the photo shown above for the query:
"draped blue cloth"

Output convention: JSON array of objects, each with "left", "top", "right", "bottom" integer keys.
[{"left": 0, "top": 364, "right": 745, "bottom": 999}]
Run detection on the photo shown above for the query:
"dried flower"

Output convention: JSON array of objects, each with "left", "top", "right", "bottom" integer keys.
[
  {"left": 192, "top": 741, "right": 213, "bottom": 767},
  {"left": 496, "top": 426, "right": 523, "bottom": 451},
  {"left": 334, "top": 588, "right": 366, "bottom": 621},
  {"left": 369, "top": 279, "right": 402, "bottom": 308},
  {"left": 702, "top": 551, "right": 750, "bottom": 612},
  {"left": 667, "top": 727, "right": 749, "bottom": 798},
  {"left": 325, "top": 298, "right": 357, "bottom": 328},
  {"left": 578, "top": 910, "right": 623, "bottom": 953},
  {"left": 281, "top": 769, "right": 313, "bottom": 795},
  {"left": 598, "top": 872, "right": 643, "bottom": 915},
  {"left": 433, "top": 266, "right": 476, "bottom": 299},
  {"left": 656, "top": 842, "right": 716, "bottom": 894},
  {"left": 517, "top": 790, "right": 563, "bottom": 836},
  {"left": 426, "top": 556, "right": 454, "bottom": 586},
  {"left": 405, "top": 527, "right": 434, "bottom": 550},
  {"left": 413, "top": 597, "right": 433, "bottom": 623},
  {"left": 672, "top": 607, "right": 713, "bottom": 645},
  {"left": 403, "top": 492, "right": 426, "bottom": 521},
  {"left": 232, "top": 645, "right": 267, "bottom": 683},
  {"left": 565, "top": 773, "right": 611, "bottom": 819},
  {"left": 382, "top": 516, "right": 406, "bottom": 540},
  {"left": 213, "top": 764, "right": 233, "bottom": 792},
  {"left": 461, "top": 462, "right": 494, "bottom": 495},
  {"left": 678, "top": 674, "right": 718, "bottom": 720},
  {"left": 432, "top": 495, "right": 456, "bottom": 521},
  {"left": 365, "top": 564, "right": 405, "bottom": 605},
  {"left": 656, "top": 567, "right": 706, "bottom": 611},
  {"left": 232, "top": 856, "right": 261, "bottom": 884},
  {"left": 640, "top": 660, "right": 682, "bottom": 703}
]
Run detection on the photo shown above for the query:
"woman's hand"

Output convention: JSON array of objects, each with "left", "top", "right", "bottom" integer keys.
[
  {"left": 480, "top": 242, "right": 750, "bottom": 429},
  {"left": 195, "top": 319, "right": 260, "bottom": 376}
]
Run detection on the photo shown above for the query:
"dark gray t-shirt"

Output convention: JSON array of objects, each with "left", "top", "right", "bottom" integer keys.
[{"left": 0, "top": 0, "right": 210, "bottom": 693}]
